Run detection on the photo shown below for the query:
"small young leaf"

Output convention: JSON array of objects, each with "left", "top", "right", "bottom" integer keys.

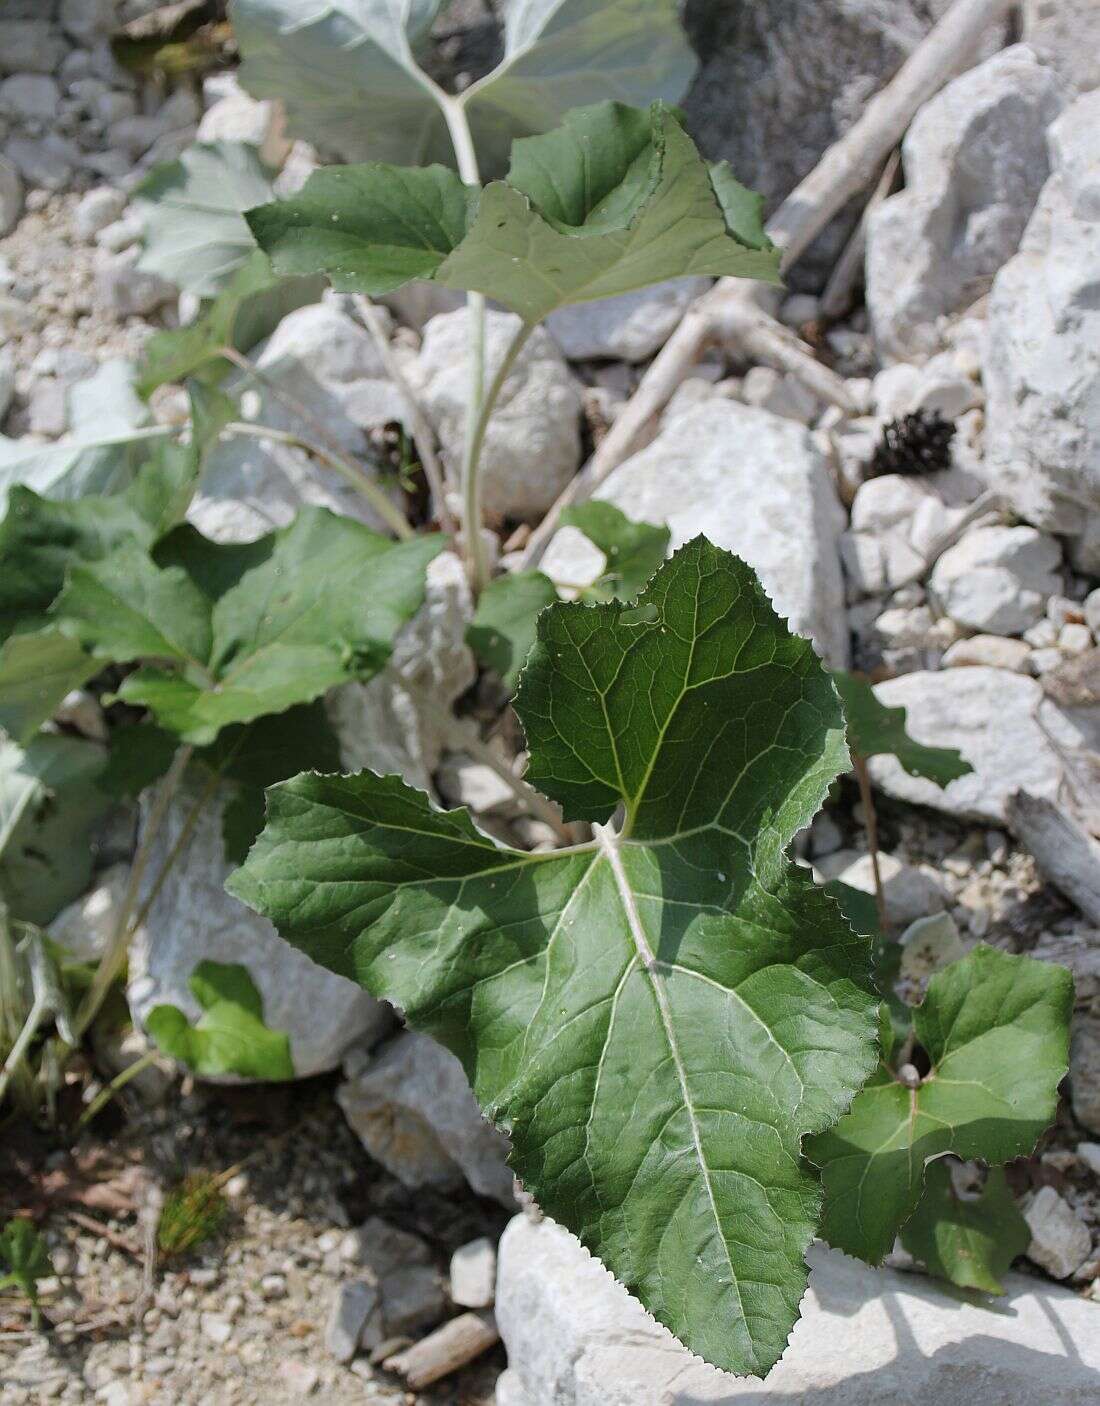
[
  {"left": 146, "top": 960, "right": 295, "bottom": 1080},
  {"left": 229, "top": 539, "right": 878, "bottom": 1376},
  {"left": 136, "top": 252, "right": 325, "bottom": 396},
  {"left": 0, "top": 1219, "right": 51, "bottom": 1306},
  {"left": 97, "top": 722, "right": 180, "bottom": 800},
  {"left": 807, "top": 946, "right": 1072, "bottom": 1265},
  {"left": 559, "top": 500, "right": 669, "bottom": 602},
  {"left": 133, "top": 141, "right": 276, "bottom": 298},
  {"left": 53, "top": 509, "right": 444, "bottom": 745},
  {"left": 466, "top": 569, "right": 559, "bottom": 690},
  {"left": 834, "top": 669, "right": 972, "bottom": 787},
  {"left": 901, "top": 1162, "right": 1029, "bottom": 1295},
  {"left": 245, "top": 165, "right": 475, "bottom": 295}
]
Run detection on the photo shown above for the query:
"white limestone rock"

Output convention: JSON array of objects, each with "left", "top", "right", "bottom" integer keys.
[
  {"left": 1024, "top": 1186, "right": 1093, "bottom": 1279},
  {"left": 128, "top": 776, "right": 391, "bottom": 1080},
  {"left": 545, "top": 279, "right": 710, "bottom": 363},
  {"left": 337, "top": 1032, "right": 515, "bottom": 1206},
  {"left": 867, "top": 46, "right": 1063, "bottom": 361},
  {"left": 540, "top": 399, "right": 849, "bottom": 668},
  {"left": 929, "top": 525, "right": 1062, "bottom": 636},
  {"left": 412, "top": 308, "right": 582, "bottom": 522},
  {"left": 1070, "top": 1013, "right": 1100, "bottom": 1136},
  {"left": 1024, "top": 0, "right": 1100, "bottom": 95},
  {"left": 820, "top": 850, "right": 948, "bottom": 927},
  {"left": 494, "top": 1214, "right": 1100, "bottom": 1404},
  {"left": 984, "top": 91, "right": 1100, "bottom": 569},
  {"left": 866, "top": 667, "right": 1091, "bottom": 823},
  {"left": 196, "top": 75, "right": 290, "bottom": 169},
  {"left": 48, "top": 864, "right": 129, "bottom": 964}
]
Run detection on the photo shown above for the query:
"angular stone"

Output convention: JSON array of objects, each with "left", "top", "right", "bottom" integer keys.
[
  {"left": 866, "top": 668, "right": 1087, "bottom": 823},
  {"left": 196, "top": 75, "right": 291, "bottom": 169},
  {"left": 352, "top": 1218, "right": 431, "bottom": 1279},
  {"left": 942, "top": 634, "right": 1033, "bottom": 672},
  {"left": 545, "top": 279, "right": 710, "bottom": 363},
  {"left": 48, "top": 863, "right": 128, "bottom": 963},
  {"left": 1024, "top": 1186, "right": 1093, "bottom": 1280},
  {"left": 1024, "top": 0, "right": 1100, "bottom": 95},
  {"left": 1070, "top": 1013, "right": 1100, "bottom": 1136},
  {"left": 867, "top": 46, "right": 1062, "bottom": 361},
  {"left": 337, "top": 1031, "right": 515, "bottom": 1206},
  {"left": 496, "top": 1214, "right": 1100, "bottom": 1404},
  {"left": 929, "top": 525, "right": 1062, "bottom": 636},
  {"left": 127, "top": 775, "right": 393, "bottom": 1079},
  {"left": 450, "top": 1237, "right": 496, "bottom": 1309},
  {"left": 540, "top": 399, "right": 849, "bottom": 668},
  {"left": 381, "top": 1266, "right": 446, "bottom": 1338},
  {"left": 413, "top": 308, "right": 582, "bottom": 521},
  {"left": 0, "top": 22, "right": 67, "bottom": 75},
  {"left": 326, "top": 1279, "right": 380, "bottom": 1364},
  {"left": 984, "top": 91, "right": 1100, "bottom": 568},
  {"left": 0, "top": 155, "right": 22, "bottom": 237}
]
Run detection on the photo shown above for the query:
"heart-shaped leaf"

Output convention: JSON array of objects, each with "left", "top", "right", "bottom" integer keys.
[
  {"left": 900, "top": 1161, "right": 1029, "bottom": 1295},
  {"left": 229, "top": 539, "right": 878, "bottom": 1375},
  {"left": 834, "top": 669, "right": 972, "bottom": 786},
  {"left": 807, "top": 946, "right": 1072, "bottom": 1264}
]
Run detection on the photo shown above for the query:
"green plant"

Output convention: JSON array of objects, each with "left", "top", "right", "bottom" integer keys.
[
  {"left": 0, "top": 0, "right": 1074, "bottom": 1380},
  {"left": 0, "top": 1218, "right": 52, "bottom": 1325}
]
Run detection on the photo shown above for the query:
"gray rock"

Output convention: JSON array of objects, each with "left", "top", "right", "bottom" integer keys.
[
  {"left": 5, "top": 132, "right": 76, "bottom": 190},
  {"left": 0, "top": 347, "right": 15, "bottom": 423},
  {"left": 1024, "top": 1186, "right": 1093, "bottom": 1279},
  {"left": 413, "top": 308, "right": 582, "bottom": 521},
  {"left": 337, "top": 1031, "right": 515, "bottom": 1206},
  {"left": 679, "top": 1, "right": 1006, "bottom": 288},
  {"left": 95, "top": 251, "right": 176, "bottom": 317},
  {"left": 929, "top": 525, "right": 1062, "bottom": 636},
  {"left": 27, "top": 379, "right": 68, "bottom": 437},
  {"left": 48, "top": 863, "right": 129, "bottom": 963},
  {"left": 0, "top": 154, "right": 22, "bottom": 236},
  {"left": 0, "top": 22, "right": 67, "bottom": 75},
  {"left": 545, "top": 279, "right": 710, "bottom": 363},
  {"left": 984, "top": 91, "right": 1100, "bottom": 569},
  {"left": 327, "top": 549, "right": 476, "bottom": 796},
  {"left": 72, "top": 185, "right": 126, "bottom": 241},
  {"left": 821, "top": 851, "right": 948, "bottom": 927},
  {"left": 380, "top": 1266, "right": 446, "bottom": 1338},
  {"left": 495, "top": 1214, "right": 1100, "bottom": 1405},
  {"left": 866, "top": 667, "right": 1088, "bottom": 823},
  {"left": 351, "top": 1217, "right": 431, "bottom": 1278},
  {"left": 1070, "top": 1013, "right": 1100, "bottom": 1136},
  {"left": 450, "top": 1237, "right": 496, "bottom": 1309},
  {"left": 326, "top": 1279, "right": 380, "bottom": 1364},
  {"left": 59, "top": 0, "right": 114, "bottom": 47},
  {"left": 127, "top": 775, "right": 392, "bottom": 1079},
  {"left": 0, "top": 73, "right": 62, "bottom": 124},
  {"left": 867, "top": 46, "right": 1062, "bottom": 361},
  {"left": 540, "top": 399, "right": 849, "bottom": 668},
  {"left": 1024, "top": 0, "right": 1100, "bottom": 95}
]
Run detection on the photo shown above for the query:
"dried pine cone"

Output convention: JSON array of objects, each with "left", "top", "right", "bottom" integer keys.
[{"left": 871, "top": 409, "right": 956, "bottom": 477}]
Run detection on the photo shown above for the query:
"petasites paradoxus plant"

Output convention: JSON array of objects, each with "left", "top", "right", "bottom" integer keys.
[{"left": 230, "top": 539, "right": 880, "bottom": 1375}]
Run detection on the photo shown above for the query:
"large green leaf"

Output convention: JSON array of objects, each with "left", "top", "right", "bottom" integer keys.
[
  {"left": 466, "top": 568, "right": 559, "bottom": 691},
  {"left": 245, "top": 164, "right": 476, "bottom": 296},
  {"left": 834, "top": 670, "right": 972, "bottom": 787},
  {"left": 133, "top": 141, "right": 276, "bottom": 298},
  {"left": 0, "top": 733, "right": 112, "bottom": 925},
  {"left": 230, "top": 0, "right": 694, "bottom": 174},
  {"left": 900, "top": 1162, "right": 1029, "bottom": 1295},
  {"left": 136, "top": 252, "right": 326, "bottom": 396},
  {"left": 0, "top": 1220, "right": 51, "bottom": 1306},
  {"left": 230, "top": 0, "right": 451, "bottom": 168},
  {"left": 464, "top": 0, "right": 697, "bottom": 172},
  {"left": 559, "top": 500, "right": 669, "bottom": 602},
  {"left": 807, "top": 946, "right": 1072, "bottom": 1265},
  {"left": 229, "top": 539, "right": 878, "bottom": 1375},
  {"left": 52, "top": 509, "right": 444, "bottom": 745},
  {"left": 146, "top": 961, "right": 295, "bottom": 1080},
  {"left": 434, "top": 103, "right": 780, "bottom": 322},
  {"left": 249, "top": 102, "right": 780, "bottom": 322}
]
